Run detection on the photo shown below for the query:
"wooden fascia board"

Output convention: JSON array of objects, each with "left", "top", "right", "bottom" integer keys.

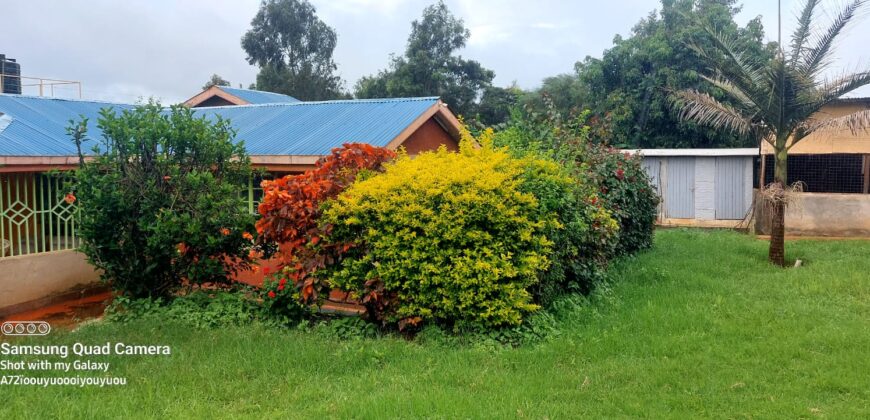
[
  {"left": 383, "top": 100, "right": 461, "bottom": 151},
  {"left": 249, "top": 155, "right": 321, "bottom": 166},
  {"left": 0, "top": 155, "right": 322, "bottom": 173},
  {"left": 182, "top": 86, "right": 250, "bottom": 107}
]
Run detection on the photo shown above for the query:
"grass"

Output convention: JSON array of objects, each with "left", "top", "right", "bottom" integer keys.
[{"left": 2, "top": 229, "right": 869, "bottom": 418}]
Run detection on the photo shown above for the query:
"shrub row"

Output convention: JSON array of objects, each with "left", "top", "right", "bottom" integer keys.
[
  {"left": 259, "top": 128, "right": 633, "bottom": 329},
  {"left": 74, "top": 104, "right": 656, "bottom": 332}
]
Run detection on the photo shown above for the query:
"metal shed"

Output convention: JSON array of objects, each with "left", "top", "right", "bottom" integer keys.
[{"left": 630, "top": 149, "right": 757, "bottom": 225}]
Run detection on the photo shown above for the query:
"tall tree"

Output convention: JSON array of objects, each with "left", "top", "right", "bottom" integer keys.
[
  {"left": 671, "top": 0, "right": 870, "bottom": 266},
  {"left": 242, "top": 0, "right": 346, "bottom": 100},
  {"left": 202, "top": 74, "right": 231, "bottom": 91},
  {"left": 475, "top": 84, "right": 522, "bottom": 127},
  {"left": 354, "top": 1, "right": 494, "bottom": 118},
  {"left": 525, "top": 0, "right": 775, "bottom": 148}
]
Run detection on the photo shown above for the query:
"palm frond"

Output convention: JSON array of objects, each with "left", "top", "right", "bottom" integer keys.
[
  {"left": 801, "top": 0, "right": 866, "bottom": 77},
  {"left": 698, "top": 26, "right": 779, "bottom": 123},
  {"left": 791, "top": 70, "right": 870, "bottom": 123},
  {"left": 669, "top": 89, "right": 755, "bottom": 137},
  {"left": 799, "top": 109, "right": 870, "bottom": 137},
  {"left": 818, "top": 70, "right": 870, "bottom": 103},
  {"left": 790, "top": 0, "right": 820, "bottom": 68},
  {"left": 700, "top": 75, "right": 756, "bottom": 110}
]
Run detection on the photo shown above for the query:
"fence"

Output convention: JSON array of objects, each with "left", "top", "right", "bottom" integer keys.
[
  {"left": 1, "top": 172, "right": 265, "bottom": 259},
  {"left": 756, "top": 154, "right": 870, "bottom": 194}
]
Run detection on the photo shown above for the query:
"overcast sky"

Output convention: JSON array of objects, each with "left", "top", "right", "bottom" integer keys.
[{"left": 3, "top": 0, "right": 868, "bottom": 103}]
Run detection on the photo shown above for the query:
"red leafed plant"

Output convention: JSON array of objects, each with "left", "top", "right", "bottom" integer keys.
[{"left": 256, "top": 143, "right": 395, "bottom": 304}]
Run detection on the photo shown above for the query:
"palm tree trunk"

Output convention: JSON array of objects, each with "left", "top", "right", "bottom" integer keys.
[{"left": 768, "top": 150, "right": 787, "bottom": 266}]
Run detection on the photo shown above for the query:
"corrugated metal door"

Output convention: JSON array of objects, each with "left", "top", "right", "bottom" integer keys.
[
  {"left": 665, "top": 157, "right": 695, "bottom": 218},
  {"left": 714, "top": 157, "right": 749, "bottom": 219}
]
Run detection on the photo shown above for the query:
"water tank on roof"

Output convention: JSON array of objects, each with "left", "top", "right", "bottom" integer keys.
[{"left": 0, "top": 54, "right": 22, "bottom": 95}]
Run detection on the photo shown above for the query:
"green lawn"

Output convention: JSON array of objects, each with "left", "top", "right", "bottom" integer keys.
[{"left": 3, "top": 229, "right": 869, "bottom": 418}]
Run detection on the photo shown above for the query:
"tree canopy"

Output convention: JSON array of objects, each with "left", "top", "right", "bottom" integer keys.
[
  {"left": 354, "top": 1, "right": 495, "bottom": 119},
  {"left": 670, "top": 0, "right": 870, "bottom": 265},
  {"left": 522, "top": 0, "right": 775, "bottom": 148},
  {"left": 242, "top": 0, "right": 346, "bottom": 100},
  {"left": 202, "top": 74, "right": 231, "bottom": 91}
]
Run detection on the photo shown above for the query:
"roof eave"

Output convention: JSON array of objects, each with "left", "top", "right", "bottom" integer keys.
[
  {"left": 182, "top": 86, "right": 251, "bottom": 107},
  {"left": 382, "top": 100, "right": 461, "bottom": 150}
]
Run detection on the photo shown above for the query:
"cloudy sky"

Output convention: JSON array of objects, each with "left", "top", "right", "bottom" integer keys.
[{"left": 3, "top": 0, "right": 869, "bottom": 103}]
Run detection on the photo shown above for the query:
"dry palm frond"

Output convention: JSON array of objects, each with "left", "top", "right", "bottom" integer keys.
[
  {"left": 670, "top": 89, "right": 753, "bottom": 136},
  {"left": 818, "top": 71, "right": 870, "bottom": 103},
  {"left": 800, "top": 109, "right": 870, "bottom": 136},
  {"left": 759, "top": 181, "right": 806, "bottom": 214}
]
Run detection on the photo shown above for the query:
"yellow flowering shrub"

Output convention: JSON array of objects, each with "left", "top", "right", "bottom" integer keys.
[
  {"left": 473, "top": 126, "right": 619, "bottom": 303},
  {"left": 322, "top": 137, "right": 556, "bottom": 328}
]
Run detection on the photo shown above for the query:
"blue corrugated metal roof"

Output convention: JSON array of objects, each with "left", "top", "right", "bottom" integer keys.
[
  {"left": 0, "top": 94, "right": 440, "bottom": 157},
  {"left": 218, "top": 87, "right": 300, "bottom": 104},
  {"left": 195, "top": 97, "right": 439, "bottom": 156},
  {"left": 0, "top": 94, "right": 134, "bottom": 156}
]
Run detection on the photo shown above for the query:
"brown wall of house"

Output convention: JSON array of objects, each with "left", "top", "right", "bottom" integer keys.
[
  {"left": 400, "top": 118, "right": 459, "bottom": 155},
  {"left": 762, "top": 101, "right": 870, "bottom": 154}
]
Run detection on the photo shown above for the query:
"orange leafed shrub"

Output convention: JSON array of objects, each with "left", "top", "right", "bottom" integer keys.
[{"left": 255, "top": 143, "right": 395, "bottom": 303}]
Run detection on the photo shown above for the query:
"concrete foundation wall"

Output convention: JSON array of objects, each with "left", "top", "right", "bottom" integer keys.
[
  {"left": 755, "top": 192, "right": 870, "bottom": 237},
  {"left": 0, "top": 250, "right": 100, "bottom": 311}
]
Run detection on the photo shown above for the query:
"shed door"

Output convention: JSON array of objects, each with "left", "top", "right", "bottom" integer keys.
[
  {"left": 665, "top": 157, "right": 695, "bottom": 218},
  {"left": 714, "top": 157, "right": 749, "bottom": 220}
]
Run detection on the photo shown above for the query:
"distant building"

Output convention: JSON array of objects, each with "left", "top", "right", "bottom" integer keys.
[
  {"left": 760, "top": 97, "right": 870, "bottom": 194},
  {"left": 631, "top": 148, "right": 757, "bottom": 226},
  {"left": 632, "top": 98, "right": 870, "bottom": 237},
  {"left": 183, "top": 85, "right": 300, "bottom": 107},
  {"left": 0, "top": 55, "right": 21, "bottom": 95}
]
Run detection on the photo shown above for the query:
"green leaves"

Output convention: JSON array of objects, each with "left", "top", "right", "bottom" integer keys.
[
  {"left": 70, "top": 103, "right": 258, "bottom": 298},
  {"left": 242, "top": 0, "right": 346, "bottom": 100},
  {"left": 322, "top": 143, "right": 552, "bottom": 328},
  {"left": 353, "top": 0, "right": 494, "bottom": 119}
]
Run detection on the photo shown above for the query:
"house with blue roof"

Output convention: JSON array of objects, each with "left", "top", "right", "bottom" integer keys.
[
  {"left": 184, "top": 85, "right": 301, "bottom": 107},
  {"left": 0, "top": 92, "right": 460, "bottom": 173},
  {"left": 0, "top": 91, "right": 461, "bottom": 313}
]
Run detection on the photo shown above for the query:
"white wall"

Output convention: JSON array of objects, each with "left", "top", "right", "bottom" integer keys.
[
  {"left": 694, "top": 157, "right": 716, "bottom": 220},
  {"left": 0, "top": 250, "right": 100, "bottom": 311}
]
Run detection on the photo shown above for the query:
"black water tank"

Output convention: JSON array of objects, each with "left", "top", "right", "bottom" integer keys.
[{"left": 0, "top": 54, "right": 22, "bottom": 94}]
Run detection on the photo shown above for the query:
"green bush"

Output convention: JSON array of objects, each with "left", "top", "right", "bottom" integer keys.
[
  {"left": 585, "top": 147, "right": 659, "bottom": 255},
  {"left": 70, "top": 103, "right": 258, "bottom": 298},
  {"left": 321, "top": 140, "right": 555, "bottom": 329},
  {"left": 514, "top": 155, "right": 618, "bottom": 303},
  {"left": 493, "top": 107, "right": 658, "bottom": 256}
]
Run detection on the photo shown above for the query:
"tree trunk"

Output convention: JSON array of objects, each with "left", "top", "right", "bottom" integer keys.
[{"left": 768, "top": 150, "right": 787, "bottom": 266}]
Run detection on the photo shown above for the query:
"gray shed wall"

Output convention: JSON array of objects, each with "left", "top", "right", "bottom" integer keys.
[{"left": 640, "top": 154, "right": 753, "bottom": 221}]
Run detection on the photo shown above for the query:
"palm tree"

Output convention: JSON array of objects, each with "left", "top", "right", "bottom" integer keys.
[{"left": 670, "top": 0, "right": 870, "bottom": 266}]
